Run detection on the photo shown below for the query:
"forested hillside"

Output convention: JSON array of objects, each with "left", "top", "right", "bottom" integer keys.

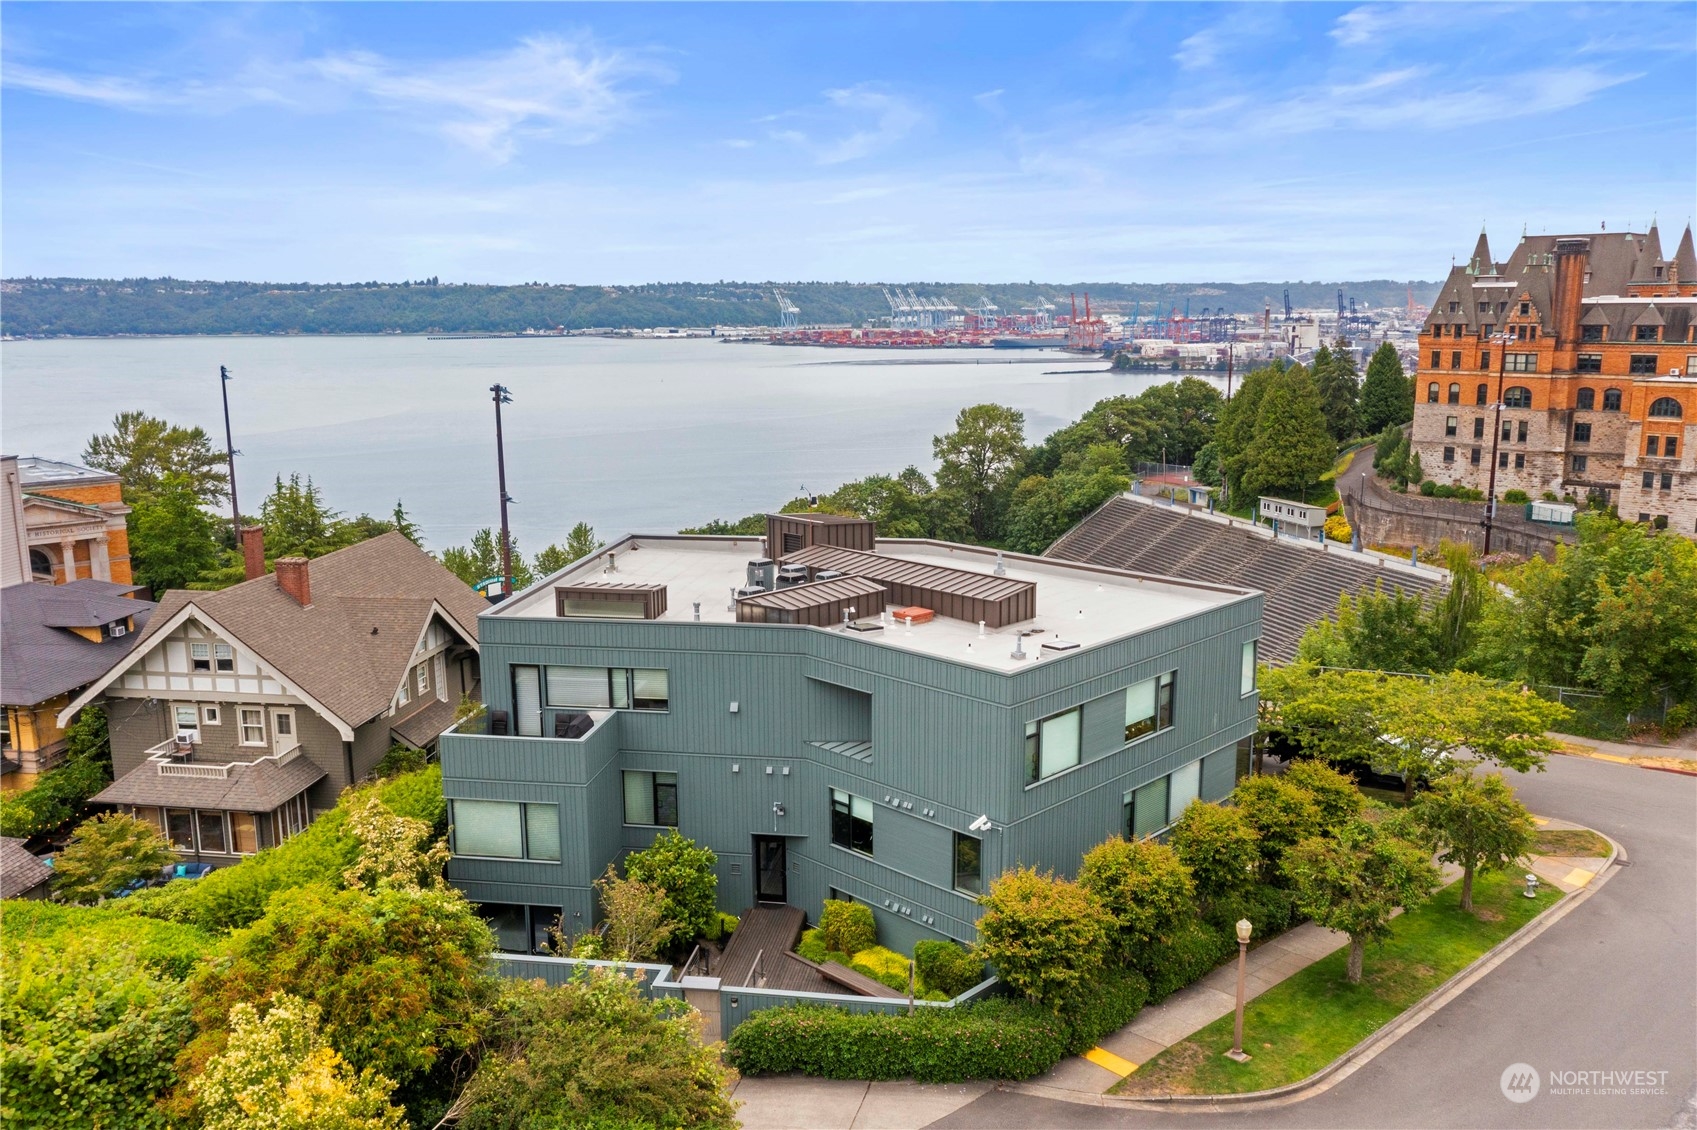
[{"left": 1, "top": 277, "right": 1437, "bottom": 337}]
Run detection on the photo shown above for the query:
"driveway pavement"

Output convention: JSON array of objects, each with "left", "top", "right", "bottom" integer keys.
[{"left": 927, "top": 755, "right": 1696, "bottom": 1129}]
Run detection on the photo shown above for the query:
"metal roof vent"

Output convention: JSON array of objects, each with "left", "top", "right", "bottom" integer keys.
[{"left": 993, "top": 552, "right": 1007, "bottom": 576}]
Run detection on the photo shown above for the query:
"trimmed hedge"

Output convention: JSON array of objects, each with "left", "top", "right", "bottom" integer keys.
[
  {"left": 818, "top": 900, "right": 876, "bottom": 957},
  {"left": 1204, "top": 883, "right": 1299, "bottom": 941},
  {"left": 728, "top": 970, "right": 1149, "bottom": 1081},
  {"left": 913, "top": 940, "right": 983, "bottom": 999},
  {"left": 1137, "top": 919, "right": 1238, "bottom": 1002}
]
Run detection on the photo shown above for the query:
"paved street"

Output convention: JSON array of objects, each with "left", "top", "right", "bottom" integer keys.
[{"left": 929, "top": 755, "right": 1697, "bottom": 1129}]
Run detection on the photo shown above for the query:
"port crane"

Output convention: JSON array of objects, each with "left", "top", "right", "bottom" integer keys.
[{"left": 773, "top": 288, "right": 800, "bottom": 330}]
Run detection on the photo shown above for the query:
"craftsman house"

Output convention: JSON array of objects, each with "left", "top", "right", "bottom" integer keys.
[{"left": 64, "top": 532, "right": 483, "bottom": 862}]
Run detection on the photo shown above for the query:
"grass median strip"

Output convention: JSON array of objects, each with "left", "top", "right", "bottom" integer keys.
[{"left": 1112, "top": 870, "right": 1561, "bottom": 1096}]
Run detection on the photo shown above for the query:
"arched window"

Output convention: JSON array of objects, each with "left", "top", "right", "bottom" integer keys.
[
  {"left": 1576, "top": 387, "right": 1595, "bottom": 410},
  {"left": 1427, "top": 382, "right": 1440, "bottom": 404},
  {"left": 1476, "top": 384, "right": 1489, "bottom": 406},
  {"left": 1603, "top": 388, "right": 1622, "bottom": 411},
  {"left": 1448, "top": 383, "right": 1461, "bottom": 405},
  {"left": 1503, "top": 386, "right": 1532, "bottom": 409},
  {"left": 1649, "top": 397, "right": 1683, "bottom": 418},
  {"left": 29, "top": 548, "right": 54, "bottom": 579}
]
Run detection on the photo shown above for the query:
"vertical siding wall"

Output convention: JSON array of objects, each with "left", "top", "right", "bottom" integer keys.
[{"left": 443, "top": 590, "right": 1263, "bottom": 950}]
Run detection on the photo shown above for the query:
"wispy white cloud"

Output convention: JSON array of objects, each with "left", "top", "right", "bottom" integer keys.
[
  {"left": 771, "top": 83, "right": 923, "bottom": 165},
  {"left": 1174, "top": 8, "right": 1288, "bottom": 70},
  {"left": 1330, "top": 3, "right": 1524, "bottom": 48},
  {"left": 2, "top": 35, "right": 671, "bottom": 162}
]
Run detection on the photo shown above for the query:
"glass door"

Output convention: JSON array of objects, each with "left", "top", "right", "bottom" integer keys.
[{"left": 753, "top": 836, "right": 787, "bottom": 904}]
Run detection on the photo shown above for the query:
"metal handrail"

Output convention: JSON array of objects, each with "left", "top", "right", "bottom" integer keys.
[
  {"left": 682, "top": 943, "right": 708, "bottom": 978},
  {"left": 751, "top": 948, "right": 766, "bottom": 987}
]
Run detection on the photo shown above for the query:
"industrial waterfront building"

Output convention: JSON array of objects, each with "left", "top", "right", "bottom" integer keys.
[
  {"left": 1411, "top": 224, "right": 1697, "bottom": 536},
  {"left": 440, "top": 514, "right": 1262, "bottom": 954}
]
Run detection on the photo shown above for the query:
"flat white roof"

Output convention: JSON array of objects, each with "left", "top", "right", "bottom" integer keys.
[{"left": 493, "top": 535, "right": 1253, "bottom": 674}]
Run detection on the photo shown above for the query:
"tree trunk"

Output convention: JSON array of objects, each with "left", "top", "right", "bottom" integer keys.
[
  {"left": 1460, "top": 865, "right": 1475, "bottom": 912},
  {"left": 1403, "top": 773, "right": 1417, "bottom": 805},
  {"left": 1346, "top": 937, "right": 1364, "bottom": 984}
]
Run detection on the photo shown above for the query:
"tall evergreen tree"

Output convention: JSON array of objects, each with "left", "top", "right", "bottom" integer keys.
[
  {"left": 1242, "top": 365, "right": 1336, "bottom": 500},
  {"left": 1312, "top": 338, "right": 1361, "bottom": 441},
  {"left": 1360, "top": 342, "right": 1413, "bottom": 433},
  {"left": 1215, "top": 361, "right": 1281, "bottom": 504}
]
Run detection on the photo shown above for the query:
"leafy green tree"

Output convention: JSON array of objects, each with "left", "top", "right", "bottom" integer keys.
[
  {"left": 932, "top": 404, "right": 1027, "bottom": 540},
  {"left": 450, "top": 971, "right": 738, "bottom": 1130},
  {"left": 818, "top": 899, "right": 878, "bottom": 957},
  {"left": 1372, "top": 423, "right": 1403, "bottom": 470},
  {"left": 1360, "top": 343, "right": 1412, "bottom": 433},
  {"left": 1216, "top": 361, "right": 1280, "bottom": 503},
  {"left": 593, "top": 865, "right": 676, "bottom": 961},
  {"left": 1168, "top": 801, "right": 1259, "bottom": 902},
  {"left": 0, "top": 939, "right": 193, "bottom": 1129},
  {"left": 130, "top": 472, "right": 224, "bottom": 592},
  {"left": 389, "top": 501, "right": 421, "bottom": 545},
  {"left": 84, "top": 410, "right": 229, "bottom": 505},
  {"left": 340, "top": 795, "right": 450, "bottom": 894},
  {"left": 190, "top": 994, "right": 405, "bottom": 1130},
  {"left": 1431, "top": 543, "right": 1491, "bottom": 669},
  {"left": 1282, "top": 759, "right": 1366, "bottom": 831},
  {"left": 1282, "top": 821, "right": 1440, "bottom": 983},
  {"left": 1474, "top": 514, "right": 1697, "bottom": 714},
  {"left": 440, "top": 528, "right": 535, "bottom": 591},
  {"left": 1405, "top": 773, "right": 1535, "bottom": 912},
  {"left": 1003, "top": 447, "right": 1130, "bottom": 554},
  {"left": 51, "top": 812, "right": 176, "bottom": 904},
  {"left": 1137, "top": 377, "right": 1224, "bottom": 463},
  {"left": 1191, "top": 441, "right": 1222, "bottom": 487},
  {"left": 1076, "top": 836, "right": 1196, "bottom": 964},
  {"left": 0, "top": 758, "right": 109, "bottom": 838},
  {"left": 678, "top": 513, "right": 766, "bottom": 536},
  {"left": 183, "top": 885, "right": 497, "bottom": 1092},
  {"left": 1313, "top": 339, "right": 1361, "bottom": 440},
  {"left": 1295, "top": 585, "right": 1439, "bottom": 673},
  {"left": 63, "top": 705, "right": 112, "bottom": 771},
  {"left": 1231, "top": 774, "right": 1324, "bottom": 880},
  {"left": 621, "top": 829, "right": 719, "bottom": 946},
  {"left": 533, "top": 522, "right": 603, "bottom": 576},
  {"left": 260, "top": 474, "right": 345, "bottom": 558},
  {"left": 974, "top": 867, "right": 1112, "bottom": 1010},
  {"left": 1241, "top": 364, "right": 1336, "bottom": 500}
]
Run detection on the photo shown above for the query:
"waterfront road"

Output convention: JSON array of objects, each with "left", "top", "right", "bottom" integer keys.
[{"left": 930, "top": 755, "right": 1697, "bottom": 1129}]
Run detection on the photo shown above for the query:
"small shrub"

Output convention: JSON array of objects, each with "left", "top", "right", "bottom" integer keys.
[
  {"left": 914, "top": 940, "right": 983, "bottom": 998},
  {"left": 818, "top": 899, "right": 876, "bottom": 957},
  {"left": 1323, "top": 513, "right": 1353, "bottom": 544},
  {"left": 372, "top": 743, "right": 428, "bottom": 779},
  {"left": 975, "top": 868, "right": 1111, "bottom": 1011},
  {"left": 1502, "top": 489, "right": 1530, "bottom": 505},
  {"left": 1419, "top": 480, "right": 1437, "bottom": 497},
  {"left": 795, "top": 928, "right": 828, "bottom": 964},
  {"left": 1058, "top": 968, "right": 1150, "bottom": 1055},
  {"left": 1137, "top": 919, "right": 1236, "bottom": 1002},
  {"left": 849, "top": 945, "right": 912, "bottom": 993},
  {"left": 703, "top": 911, "right": 739, "bottom": 943},
  {"left": 1541, "top": 491, "right": 1559, "bottom": 502}
]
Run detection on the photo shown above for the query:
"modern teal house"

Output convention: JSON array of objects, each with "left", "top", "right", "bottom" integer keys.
[{"left": 440, "top": 514, "right": 1262, "bottom": 954}]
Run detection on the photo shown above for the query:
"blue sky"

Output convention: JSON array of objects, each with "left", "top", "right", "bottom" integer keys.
[{"left": 3, "top": 2, "right": 1693, "bottom": 284}]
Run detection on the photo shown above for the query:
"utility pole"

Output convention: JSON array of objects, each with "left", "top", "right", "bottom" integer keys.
[
  {"left": 1482, "top": 333, "right": 1510, "bottom": 555},
  {"left": 219, "top": 366, "right": 241, "bottom": 535},
  {"left": 490, "top": 384, "right": 515, "bottom": 596},
  {"left": 1225, "top": 340, "right": 1234, "bottom": 401}
]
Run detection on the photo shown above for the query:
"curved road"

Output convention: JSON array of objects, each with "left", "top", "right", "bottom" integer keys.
[{"left": 931, "top": 755, "right": 1697, "bottom": 1129}]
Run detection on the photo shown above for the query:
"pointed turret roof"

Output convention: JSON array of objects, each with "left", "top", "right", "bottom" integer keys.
[
  {"left": 1631, "top": 222, "right": 1666, "bottom": 281},
  {"left": 1466, "top": 229, "right": 1493, "bottom": 275},
  {"left": 1673, "top": 225, "right": 1696, "bottom": 285}
]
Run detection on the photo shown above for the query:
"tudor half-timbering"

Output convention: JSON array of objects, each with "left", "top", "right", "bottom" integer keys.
[{"left": 63, "top": 532, "right": 484, "bottom": 862}]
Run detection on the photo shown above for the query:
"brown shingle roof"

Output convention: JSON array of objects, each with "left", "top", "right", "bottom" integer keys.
[
  {"left": 1, "top": 581, "right": 156, "bottom": 706},
  {"left": 0, "top": 837, "right": 53, "bottom": 898},
  {"left": 124, "top": 533, "right": 484, "bottom": 730},
  {"left": 93, "top": 751, "right": 325, "bottom": 812}
]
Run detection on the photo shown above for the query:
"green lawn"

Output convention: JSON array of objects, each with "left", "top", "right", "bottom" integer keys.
[
  {"left": 1113, "top": 870, "right": 1561, "bottom": 1096},
  {"left": 1531, "top": 828, "right": 1612, "bottom": 858}
]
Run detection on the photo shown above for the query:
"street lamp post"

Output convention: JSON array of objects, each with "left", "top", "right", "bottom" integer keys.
[
  {"left": 1482, "top": 332, "right": 1513, "bottom": 555},
  {"left": 1226, "top": 918, "right": 1253, "bottom": 1062},
  {"left": 490, "top": 384, "right": 515, "bottom": 596}
]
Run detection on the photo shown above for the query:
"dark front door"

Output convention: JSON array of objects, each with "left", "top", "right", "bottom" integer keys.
[{"left": 753, "top": 836, "right": 787, "bottom": 904}]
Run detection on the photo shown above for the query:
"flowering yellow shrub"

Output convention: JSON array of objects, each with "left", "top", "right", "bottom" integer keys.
[{"left": 1324, "top": 513, "right": 1353, "bottom": 544}]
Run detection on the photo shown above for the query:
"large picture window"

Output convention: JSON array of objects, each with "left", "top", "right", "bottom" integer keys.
[
  {"left": 543, "top": 666, "right": 669, "bottom": 711},
  {"left": 830, "top": 788, "right": 874, "bottom": 855},
  {"left": 450, "top": 799, "right": 561, "bottom": 861},
  {"left": 622, "top": 770, "right": 679, "bottom": 827},
  {"left": 1026, "top": 707, "right": 1082, "bottom": 781}
]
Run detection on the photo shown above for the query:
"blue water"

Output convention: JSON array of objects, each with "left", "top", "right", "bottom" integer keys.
[{"left": 1, "top": 335, "right": 1216, "bottom": 553}]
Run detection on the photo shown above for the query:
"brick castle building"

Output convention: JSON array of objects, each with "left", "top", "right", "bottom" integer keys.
[{"left": 1411, "top": 223, "right": 1697, "bottom": 537}]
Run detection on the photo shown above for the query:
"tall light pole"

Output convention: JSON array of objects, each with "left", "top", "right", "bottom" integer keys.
[
  {"left": 219, "top": 366, "right": 241, "bottom": 535},
  {"left": 490, "top": 384, "right": 515, "bottom": 596},
  {"left": 1482, "top": 332, "right": 1512, "bottom": 555},
  {"left": 1226, "top": 918, "right": 1253, "bottom": 1062}
]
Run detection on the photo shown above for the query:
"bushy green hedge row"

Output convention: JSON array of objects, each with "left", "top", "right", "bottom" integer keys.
[
  {"left": 0, "top": 900, "right": 217, "bottom": 980},
  {"left": 1137, "top": 919, "right": 1238, "bottom": 1002},
  {"left": 913, "top": 940, "right": 984, "bottom": 999},
  {"left": 728, "top": 970, "right": 1148, "bottom": 1082}
]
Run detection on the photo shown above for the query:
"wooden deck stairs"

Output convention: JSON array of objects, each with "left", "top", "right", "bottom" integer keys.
[{"left": 716, "top": 905, "right": 897, "bottom": 996}]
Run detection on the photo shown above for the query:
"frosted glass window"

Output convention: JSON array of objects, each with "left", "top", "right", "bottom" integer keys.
[
  {"left": 1129, "top": 777, "right": 1170, "bottom": 839},
  {"left": 1038, "top": 709, "right": 1081, "bottom": 780},
  {"left": 546, "top": 666, "right": 610, "bottom": 709},
  {"left": 513, "top": 666, "right": 542, "bottom": 736},
  {"left": 632, "top": 669, "right": 669, "bottom": 710},
  {"left": 1168, "top": 760, "right": 1202, "bottom": 821},
  {"left": 624, "top": 770, "right": 655, "bottom": 826},
  {"left": 453, "top": 800, "right": 523, "bottom": 858},
  {"left": 1241, "top": 641, "right": 1258, "bottom": 696},
  {"left": 524, "top": 804, "right": 560, "bottom": 862}
]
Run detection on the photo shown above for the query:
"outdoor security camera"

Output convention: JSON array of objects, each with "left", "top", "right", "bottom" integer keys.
[{"left": 969, "top": 815, "right": 992, "bottom": 833}]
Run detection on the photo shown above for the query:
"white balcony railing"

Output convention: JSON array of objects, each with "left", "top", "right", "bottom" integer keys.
[{"left": 145, "top": 737, "right": 305, "bottom": 778}]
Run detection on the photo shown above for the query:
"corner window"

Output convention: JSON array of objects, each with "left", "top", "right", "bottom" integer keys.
[
  {"left": 1240, "top": 642, "right": 1258, "bottom": 696},
  {"left": 1026, "top": 707, "right": 1082, "bottom": 781},
  {"left": 830, "top": 788, "right": 874, "bottom": 856},
  {"left": 190, "top": 642, "right": 211, "bottom": 673},
  {"left": 622, "top": 770, "right": 679, "bottom": 827},
  {"left": 450, "top": 799, "right": 559, "bottom": 860},
  {"left": 953, "top": 832, "right": 982, "bottom": 895}
]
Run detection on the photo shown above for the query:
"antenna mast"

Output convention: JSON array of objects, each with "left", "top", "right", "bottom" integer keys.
[
  {"left": 219, "top": 365, "right": 241, "bottom": 536},
  {"left": 490, "top": 384, "right": 515, "bottom": 596}
]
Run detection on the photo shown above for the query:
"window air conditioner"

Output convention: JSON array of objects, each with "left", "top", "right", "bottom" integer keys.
[{"left": 109, "top": 623, "right": 127, "bottom": 637}]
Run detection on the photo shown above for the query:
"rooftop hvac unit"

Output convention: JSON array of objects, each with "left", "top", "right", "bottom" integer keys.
[
  {"left": 746, "top": 558, "right": 776, "bottom": 590},
  {"left": 775, "top": 564, "right": 809, "bottom": 588},
  {"left": 814, "top": 569, "right": 848, "bottom": 581},
  {"left": 735, "top": 585, "right": 767, "bottom": 599}
]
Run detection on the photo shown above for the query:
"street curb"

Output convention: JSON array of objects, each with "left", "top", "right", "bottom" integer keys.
[{"left": 1003, "top": 828, "right": 1626, "bottom": 1114}]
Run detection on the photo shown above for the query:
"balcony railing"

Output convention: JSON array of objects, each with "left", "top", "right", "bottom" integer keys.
[{"left": 144, "top": 737, "right": 305, "bottom": 778}]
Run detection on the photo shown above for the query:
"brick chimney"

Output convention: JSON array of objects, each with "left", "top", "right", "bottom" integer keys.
[
  {"left": 239, "top": 525, "right": 266, "bottom": 581},
  {"left": 274, "top": 556, "right": 311, "bottom": 607},
  {"left": 1552, "top": 238, "right": 1589, "bottom": 348}
]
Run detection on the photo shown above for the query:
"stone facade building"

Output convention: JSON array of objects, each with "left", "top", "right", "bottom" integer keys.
[{"left": 1411, "top": 224, "right": 1697, "bottom": 537}]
